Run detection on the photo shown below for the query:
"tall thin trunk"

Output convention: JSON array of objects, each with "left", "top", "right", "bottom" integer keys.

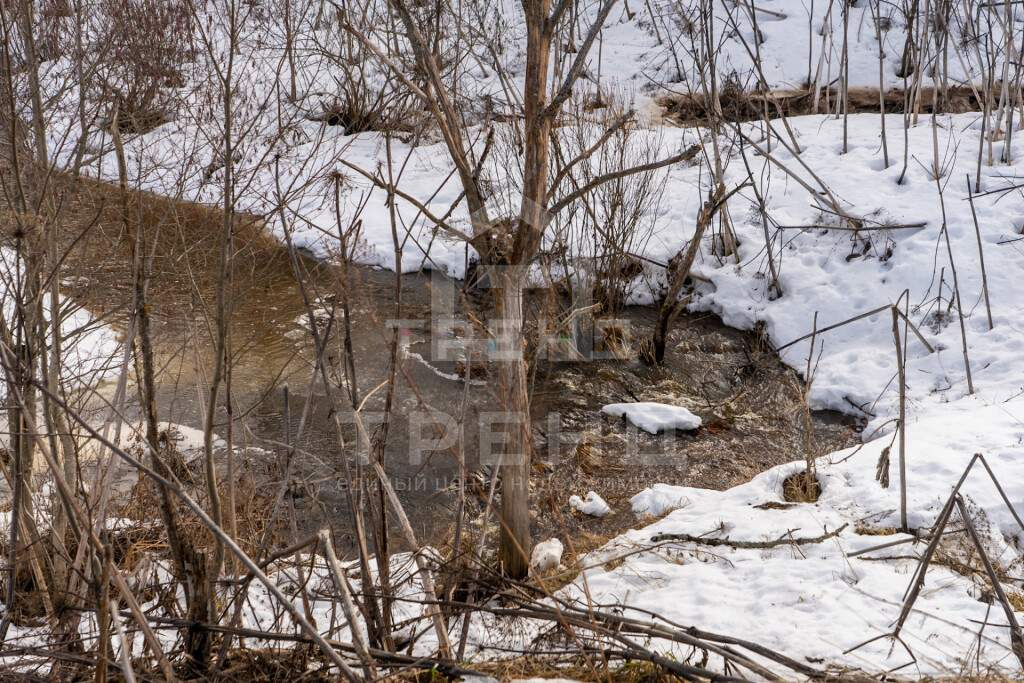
[
  {"left": 494, "top": 0, "right": 556, "bottom": 579},
  {"left": 496, "top": 269, "right": 532, "bottom": 579}
]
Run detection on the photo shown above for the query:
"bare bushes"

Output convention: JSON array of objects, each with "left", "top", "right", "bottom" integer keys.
[
  {"left": 471, "top": 93, "right": 671, "bottom": 358},
  {"left": 92, "top": 0, "right": 193, "bottom": 133},
  {"left": 314, "top": 0, "right": 515, "bottom": 135},
  {"left": 460, "top": 92, "right": 678, "bottom": 364},
  {"left": 550, "top": 97, "right": 669, "bottom": 319},
  {"left": 311, "top": 0, "right": 433, "bottom": 135},
  {"left": 311, "top": 22, "right": 419, "bottom": 134}
]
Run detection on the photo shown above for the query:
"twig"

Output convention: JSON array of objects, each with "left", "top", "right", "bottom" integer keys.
[
  {"left": 651, "top": 523, "right": 848, "bottom": 547},
  {"left": 966, "top": 175, "right": 995, "bottom": 329}
]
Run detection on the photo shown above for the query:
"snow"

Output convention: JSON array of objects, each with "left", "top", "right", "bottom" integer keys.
[
  {"left": 42, "top": 110, "right": 1010, "bottom": 675},
  {"left": 530, "top": 538, "right": 565, "bottom": 573},
  {"left": 569, "top": 491, "right": 612, "bottom": 517},
  {"left": 602, "top": 402, "right": 702, "bottom": 434},
  {"left": 542, "top": 110, "right": 1024, "bottom": 675},
  {"left": 33, "top": 0, "right": 1020, "bottom": 274},
  {"left": 111, "top": 422, "right": 226, "bottom": 458},
  {"left": 19, "top": 98, "right": 1024, "bottom": 680},
  {"left": 630, "top": 483, "right": 696, "bottom": 518},
  {"left": 35, "top": 105, "right": 1022, "bottom": 678},
  {"left": 0, "top": 253, "right": 120, "bottom": 398},
  {"left": 573, "top": 403, "right": 1024, "bottom": 675},
  {"left": 57, "top": 304, "right": 120, "bottom": 388}
]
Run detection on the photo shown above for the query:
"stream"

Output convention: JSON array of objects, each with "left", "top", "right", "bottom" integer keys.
[{"left": 50, "top": 184, "right": 858, "bottom": 554}]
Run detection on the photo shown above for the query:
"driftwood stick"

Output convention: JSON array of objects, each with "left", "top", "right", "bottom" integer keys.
[
  {"left": 892, "top": 303, "right": 908, "bottom": 531},
  {"left": 443, "top": 595, "right": 824, "bottom": 678},
  {"left": 651, "top": 523, "right": 848, "bottom": 547},
  {"left": 320, "top": 530, "right": 379, "bottom": 678},
  {"left": 109, "top": 600, "right": 138, "bottom": 683},
  {"left": 109, "top": 562, "right": 176, "bottom": 682},
  {"left": 848, "top": 527, "right": 964, "bottom": 558},
  {"left": 775, "top": 222, "right": 927, "bottom": 231},
  {"left": 372, "top": 461, "right": 453, "bottom": 657},
  {"left": 778, "top": 303, "right": 934, "bottom": 355},
  {"left": 776, "top": 304, "right": 892, "bottom": 352},
  {"left": 936, "top": 180, "right": 975, "bottom": 394}
]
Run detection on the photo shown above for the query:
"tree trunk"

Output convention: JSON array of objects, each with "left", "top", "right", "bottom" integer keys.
[
  {"left": 493, "top": 0, "right": 554, "bottom": 580},
  {"left": 496, "top": 269, "right": 532, "bottom": 579}
]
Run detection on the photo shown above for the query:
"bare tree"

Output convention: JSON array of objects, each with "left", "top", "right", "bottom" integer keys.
[{"left": 340, "top": 0, "right": 700, "bottom": 577}]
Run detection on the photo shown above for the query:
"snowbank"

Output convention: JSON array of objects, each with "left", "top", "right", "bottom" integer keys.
[
  {"left": 567, "top": 113, "right": 1024, "bottom": 675},
  {"left": 577, "top": 402, "right": 1024, "bottom": 675}
]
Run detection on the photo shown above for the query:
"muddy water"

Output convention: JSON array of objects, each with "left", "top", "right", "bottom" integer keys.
[{"left": 56, "top": 184, "right": 857, "bottom": 553}]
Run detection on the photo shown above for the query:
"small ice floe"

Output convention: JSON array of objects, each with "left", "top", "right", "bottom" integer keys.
[
  {"left": 388, "top": 624, "right": 417, "bottom": 650},
  {"left": 569, "top": 491, "right": 612, "bottom": 517},
  {"left": 529, "top": 537, "right": 563, "bottom": 573},
  {"left": 601, "top": 402, "right": 701, "bottom": 434}
]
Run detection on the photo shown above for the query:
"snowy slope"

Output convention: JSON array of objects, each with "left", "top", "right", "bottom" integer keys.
[
  {"left": 555, "top": 112, "right": 1024, "bottom": 675},
  {"left": 30, "top": 0, "right": 1020, "bottom": 261},
  {"left": 578, "top": 403, "right": 1024, "bottom": 675}
]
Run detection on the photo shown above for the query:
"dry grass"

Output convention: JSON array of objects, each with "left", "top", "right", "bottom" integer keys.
[
  {"left": 661, "top": 85, "right": 989, "bottom": 126},
  {"left": 1006, "top": 591, "right": 1024, "bottom": 612},
  {"left": 853, "top": 524, "right": 900, "bottom": 536},
  {"left": 469, "top": 655, "right": 689, "bottom": 682},
  {"left": 782, "top": 469, "right": 820, "bottom": 503},
  {"left": 116, "top": 449, "right": 283, "bottom": 564}
]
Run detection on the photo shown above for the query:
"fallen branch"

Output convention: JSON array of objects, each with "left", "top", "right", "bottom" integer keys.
[
  {"left": 651, "top": 524, "right": 848, "bottom": 548},
  {"left": 777, "top": 301, "right": 933, "bottom": 355}
]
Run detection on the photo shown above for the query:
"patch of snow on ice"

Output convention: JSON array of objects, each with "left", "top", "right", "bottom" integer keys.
[
  {"left": 602, "top": 402, "right": 702, "bottom": 434},
  {"left": 530, "top": 538, "right": 564, "bottom": 573},
  {"left": 569, "top": 491, "right": 612, "bottom": 517}
]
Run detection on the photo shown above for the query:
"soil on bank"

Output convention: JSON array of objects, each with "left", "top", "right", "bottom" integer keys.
[
  {"left": 662, "top": 85, "right": 986, "bottom": 126},
  {"left": 10, "top": 178, "right": 859, "bottom": 554}
]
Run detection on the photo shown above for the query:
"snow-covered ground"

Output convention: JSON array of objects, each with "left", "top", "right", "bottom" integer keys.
[
  {"left": 31, "top": 0, "right": 1023, "bottom": 265},
  {"left": 541, "top": 112, "right": 1024, "bottom": 676},
  {"left": 324, "top": 110, "right": 1024, "bottom": 674},
  {"left": 590, "top": 406, "right": 1024, "bottom": 675}
]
